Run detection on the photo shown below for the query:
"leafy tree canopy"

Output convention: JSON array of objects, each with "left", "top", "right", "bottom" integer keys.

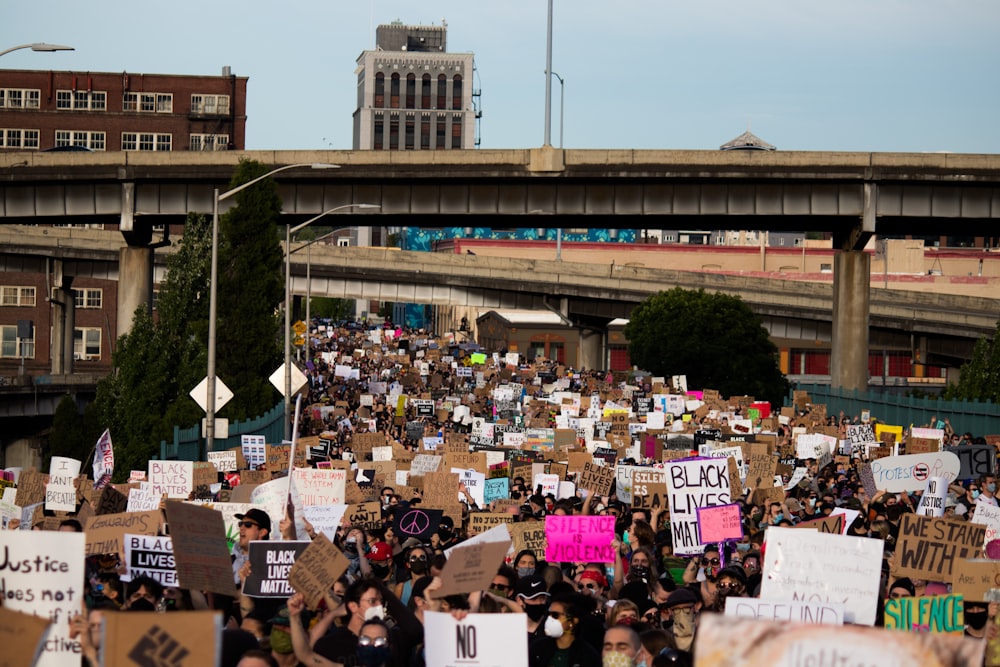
[
  {"left": 624, "top": 288, "right": 790, "bottom": 406},
  {"left": 942, "top": 320, "right": 1000, "bottom": 403}
]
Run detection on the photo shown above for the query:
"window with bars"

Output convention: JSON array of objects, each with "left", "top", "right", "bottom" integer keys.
[{"left": 1, "top": 286, "right": 36, "bottom": 306}]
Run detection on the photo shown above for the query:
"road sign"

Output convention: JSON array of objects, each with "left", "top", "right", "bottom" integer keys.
[
  {"left": 270, "top": 363, "right": 309, "bottom": 397},
  {"left": 189, "top": 377, "right": 234, "bottom": 413},
  {"left": 293, "top": 335, "right": 305, "bottom": 347},
  {"left": 293, "top": 320, "right": 307, "bottom": 336}
]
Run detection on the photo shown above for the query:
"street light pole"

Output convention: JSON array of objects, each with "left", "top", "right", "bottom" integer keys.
[
  {"left": 283, "top": 204, "right": 380, "bottom": 442},
  {"left": 544, "top": 0, "right": 554, "bottom": 146},
  {"left": 0, "top": 43, "right": 74, "bottom": 58},
  {"left": 549, "top": 71, "right": 565, "bottom": 148},
  {"left": 205, "top": 163, "right": 337, "bottom": 456}
]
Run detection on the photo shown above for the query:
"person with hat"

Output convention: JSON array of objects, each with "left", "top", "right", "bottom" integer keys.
[
  {"left": 517, "top": 573, "right": 552, "bottom": 639},
  {"left": 707, "top": 566, "right": 746, "bottom": 612},
  {"left": 660, "top": 587, "right": 702, "bottom": 654},
  {"left": 365, "top": 541, "right": 395, "bottom": 584},
  {"left": 576, "top": 568, "right": 609, "bottom": 601},
  {"left": 233, "top": 508, "right": 271, "bottom": 586}
]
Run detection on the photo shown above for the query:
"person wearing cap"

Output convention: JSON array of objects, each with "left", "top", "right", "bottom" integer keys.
[
  {"left": 707, "top": 566, "right": 746, "bottom": 612},
  {"left": 516, "top": 573, "right": 552, "bottom": 638},
  {"left": 366, "top": 541, "right": 395, "bottom": 584},
  {"left": 660, "top": 587, "right": 702, "bottom": 654},
  {"left": 233, "top": 508, "right": 271, "bottom": 586}
]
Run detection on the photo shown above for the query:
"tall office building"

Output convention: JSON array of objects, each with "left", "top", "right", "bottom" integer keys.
[{"left": 353, "top": 21, "right": 478, "bottom": 151}]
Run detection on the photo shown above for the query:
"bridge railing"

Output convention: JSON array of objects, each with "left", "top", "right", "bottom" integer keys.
[
  {"left": 789, "top": 384, "right": 1000, "bottom": 436},
  {"left": 159, "top": 402, "right": 285, "bottom": 461}
]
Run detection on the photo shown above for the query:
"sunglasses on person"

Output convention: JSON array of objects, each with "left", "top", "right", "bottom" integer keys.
[
  {"left": 358, "top": 636, "right": 389, "bottom": 648},
  {"left": 578, "top": 582, "right": 598, "bottom": 591},
  {"left": 238, "top": 521, "right": 259, "bottom": 529},
  {"left": 491, "top": 582, "right": 512, "bottom": 591},
  {"left": 717, "top": 581, "right": 742, "bottom": 591},
  {"left": 701, "top": 557, "right": 720, "bottom": 566},
  {"left": 409, "top": 555, "right": 428, "bottom": 563}
]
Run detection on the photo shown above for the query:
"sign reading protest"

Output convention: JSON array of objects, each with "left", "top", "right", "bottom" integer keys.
[
  {"left": 544, "top": 515, "right": 615, "bottom": 563},
  {"left": 665, "top": 458, "right": 732, "bottom": 556},
  {"left": 868, "top": 452, "right": 961, "bottom": 493},
  {"left": 243, "top": 541, "right": 310, "bottom": 597}
]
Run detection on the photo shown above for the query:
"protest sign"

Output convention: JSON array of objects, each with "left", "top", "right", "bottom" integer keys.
[
  {"left": 347, "top": 501, "right": 383, "bottom": 532},
  {"left": 884, "top": 594, "right": 964, "bottom": 634},
  {"left": 971, "top": 503, "right": 1000, "bottom": 549},
  {"left": 122, "top": 534, "right": 177, "bottom": 586},
  {"left": 508, "top": 521, "right": 547, "bottom": 558},
  {"left": 207, "top": 450, "right": 238, "bottom": 473},
  {"left": 436, "top": 537, "right": 513, "bottom": 597},
  {"left": 163, "top": 501, "right": 234, "bottom": 596},
  {"left": 761, "top": 526, "right": 883, "bottom": 625},
  {"left": 13, "top": 470, "right": 47, "bottom": 508},
  {"left": 952, "top": 559, "right": 1000, "bottom": 602},
  {"left": 847, "top": 423, "right": 877, "bottom": 449},
  {"left": 291, "top": 468, "right": 347, "bottom": 506},
  {"left": 84, "top": 510, "right": 161, "bottom": 557},
  {"left": 243, "top": 541, "right": 310, "bottom": 598},
  {"left": 544, "top": 515, "right": 615, "bottom": 563},
  {"left": 424, "top": 611, "right": 528, "bottom": 667},
  {"left": 665, "top": 457, "right": 733, "bottom": 556},
  {"left": 907, "top": 437, "right": 940, "bottom": 454},
  {"left": 694, "top": 615, "right": 984, "bottom": 667},
  {"left": 631, "top": 468, "right": 668, "bottom": 510},
  {"left": 101, "top": 610, "right": 222, "bottom": 667},
  {"left": 468, "top": 512, "right": 512, "bottom": 536},
  {"left": 45, "top": 456, "right": 80, "bottom": 512},
  {"left": 148, "top": 460, "right": 193, "bottom": 499},
  {"left": 944, "top": 445, "right": 996, "bottom": 480},
  {"left": 289, "top": 533, "right": 350, "bottom": 610},
  {"left": 394, "top": 507, "right": 443, "bottom": 542},
  {"left": 614, "top": 464, "right": 643, "bottom": 504},
  {"left": 892, "top": 514, "right": 985, "bottom": 584},
  {"left": 96, "top": 485, "right": 129, "bottom": 516},
  {"left": 484, "top": 477, "right": 510, "bottom": 504},
  {"left": 868, "top": 451, "right": 961, "bottom": 493},
  {"left": 724, "top": 597, "right": 845, "bottom": 625},
  {"left": 301, "top": 504, "right": 349, "bottom": 541},
  {"left": 697, "top": 503, "right": 744, "bottom": 544},
  {"left": 241, "top": 435, "right": 267, "bottom": 469},
  {"left": 745, "top": 443, "right": 777, "bottom": 490},
  {"left": 916, "top": 477, "right": 948, "bottom": 517},
  {"left": 0, "top": 607, "right": 50, "bottom": 667},
  {"left": 0, "top": 531, "right": 84, "bottom": 667},
  {"left": 794, "top": 514, "right": 846, "bottom": 535}
]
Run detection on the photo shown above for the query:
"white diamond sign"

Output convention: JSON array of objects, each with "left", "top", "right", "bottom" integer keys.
[
  {"left": 270, "top": 363, "right": 309, "bottom": 397},
  {"left": 190, "top": 376, "right": 234, "bottom": 413}
]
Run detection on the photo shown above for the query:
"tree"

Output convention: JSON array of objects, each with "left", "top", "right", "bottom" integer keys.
[
  {"left": 309, "top": 297, "right": 354, "bottom": 322},
  {"left": 624, "top": 288, "right": 790, "bottom": 406},
  {"left": 214, "top": 160, "right": 285, "bottom": 420},
  {"left": 943, "top": 320, "right": 1000, "bottom": 403},
  {"left": 47, "top": 394, "right": 91, "bottom": 468}
]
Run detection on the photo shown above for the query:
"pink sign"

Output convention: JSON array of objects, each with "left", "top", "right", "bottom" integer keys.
[
  {"left": 696, "top": 503, "right": 744, "bottom": 544},
  {"left": 544, "top": 515, "right": 616, "bottom": 563}
]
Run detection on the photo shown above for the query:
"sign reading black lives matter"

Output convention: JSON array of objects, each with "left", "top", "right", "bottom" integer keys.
[{"left": 243, "top": 541, "right": 310, "bottom": 597}]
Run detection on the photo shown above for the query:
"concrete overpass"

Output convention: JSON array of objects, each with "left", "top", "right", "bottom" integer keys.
[{"left": 4, "top": 147, "right": 1000, "bottom": 390}]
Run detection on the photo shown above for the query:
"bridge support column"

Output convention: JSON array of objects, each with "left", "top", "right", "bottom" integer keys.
[
  {"left": 117, "top": 244, "right": 154, "bottom": 337},
  {"left": 830, "top": 250, "right": 870, "bottom": 391},
  {"left": 578, "top": 328, "right": 605, "bottom": 371},
  {"left": 50, "top": 261, "right": 75, "bottom": 376}
]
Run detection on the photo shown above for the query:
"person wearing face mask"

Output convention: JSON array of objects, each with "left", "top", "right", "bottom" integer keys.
[
  {"left": 516, "top": 573, "right": 552, "bottom": 638},
  {"left": 976, "top": 475, "right": 998, "bottom": 507},
  {"left": 963, "top": 600, "right": 994, "bottom": 639},
  {"left": 289, "top": 591, "right": 394, "bottom": 667},
  {"left": 366, "top": 541, "right": 396, "bottom": 584},
  {"left": 515, "top": 549, "right": 539, "bottom": 580},
  {"left": 394, "top": 544, "right": 430, "bottom": 606},
  {"left": 529, "top": 593, "right": 601, "bottom": 667},
  {"left": 601, "top": 625, "right": 642, "bottom": 667},
  {"left": 659, "top": 587, "right": 701, "bottom": 655}
]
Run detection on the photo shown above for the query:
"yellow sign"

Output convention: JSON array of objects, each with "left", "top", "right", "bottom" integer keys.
[
  {"left": 293, "top": 320, "right": 307, "bottom": 335},
  {"left": 294, "top": 335, "right": 305, "bottom": 347}
]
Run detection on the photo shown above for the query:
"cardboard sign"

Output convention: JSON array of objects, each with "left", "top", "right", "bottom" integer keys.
[
  {"left": 724, "top": 597, "right": 845, "bottom": 625},
  {"left": 508, "top": 520, "right": 548, "bottom": 558},
  {"left": 577, "top": 461, "right": 615, "bottom": 496},
  {"left": 908, "top": 437, "right": 941, "bottom": 455},
  {"left": 468, "top": 512, "right": 513, "bottom": 536},
  {"left": 693, "top": 614, "right": 985, "bottom": 667},
  {"left": 544, "top": 515, "right": 615, "bottom": 563},
  {"left": 869, "top": 452, "right": 961, "bottom": 493},
  {"left": 289, "top": 533, "right": 350, "bottom": 610},
  {"left": 944, "top": 445, "right": 996, "bottom": 480},
  {"left": 122, "top": 533, "right": 177, "bottom": 586},
  {"left": 13, "top": 470, "right": 48, "bottom": 508},
  {"left": 436, "top": 537, "right": 513, "bottom": 597},
  {"left": 96, "top": 485, "right": 130, "bottom": 516},
  {"left": 761, "top": 526, "right": 883, "bottom": 626},
  {"left": 85, "top": 510, "right": 161, "bottom": 556},
  {"left": 148, "top": 460, "right": 193, "bottom": 499},
  {"left": 884, "top": 594, "right": 964, "bottom": 634},
  {"left": 0, "top": 531, "right": 84, "bottom": 667},
  {"left": 101, "top": 610, "right": 222, "bottom": 667},
  {"left": 951, "top": 559, "right": 1000, "bottom": 602},
  {"left": 0, "top": 607, "right": 50, "bottom": 667},
  {"left": 243, "top": 541, "right": 310, "bottom": 598},
  {"left": 424, "top": 611, "right": 528, "bottom": 667},
  {"left": 892, "top": 514, "right": 985, "bottom": 584},
  {"left": 697, "top": 503, "right": 744, "bottom": 544},
  {"left": 163, "top": 501, "right": 235, "bottom": 596},
  {"left": 347, "top": 501, "right": 384, "bottom": 532},
  {"left": 291, "top": 468, "right": 347, "bottom": 506},
  {"left": 794, "top": 514, "right": 845, "bottom": 534},
  {"left": 665, "top": 458, "right": 733, "bottom": 556}
]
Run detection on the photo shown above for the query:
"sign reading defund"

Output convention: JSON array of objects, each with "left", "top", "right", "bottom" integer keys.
[
  {"left": 665, "top": 458, "right": 732, "bottom": 556},
  {"left": 0, "top": 531, "right": 84, "bottom": 667}
]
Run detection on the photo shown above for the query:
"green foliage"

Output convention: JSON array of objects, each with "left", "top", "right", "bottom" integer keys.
[
  {"left": 309, "top": 297, "right": 353, "bottom": 322},
  {"left": 624, "top": 288, "right": 790, "bottom": 406},
  {"left": 942, "top": 321, "right": 1000, "bottom": 403},
  {"left": 378, "top": 302, "right": 394, "bottom": 319},
  {"left": 47, "top": 395, "right": 92, "bottom": 469},
  {"left": 215, "top": 160, "right": 285, "bottom": 420}
]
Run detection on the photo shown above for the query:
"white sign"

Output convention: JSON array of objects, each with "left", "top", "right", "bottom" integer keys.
[
  {"left": 127, "top": 482, "right": 161, "bottom": 513},
  {"left": 241, "top": 435, "right": 267, "bottom": 469},
  {"left": 916, "top": 476, "right": 948, "bottom": 517},
  {"left": 301, "top": 504, "right": 349, "bottom": 541},
  {"left": 291, "top": 468, "right": 347, "bottom": 506},
  {"left": 148, "top": 460, "right": 193, "bottom": 499},
  {"left": 760, "top": 526, "right": 883, "bottom": 626},
  {"left": 453, "top": 468, "right": 486, "bottom": 507},
  {"left": 190, "top": 376, "right": 233, "bottom": 413},
  {"left": 411, "top": 454, "right": 443, "bottom": 476},
  {"left": 971, "top": 502, "right": 1000, "bottom": 548},
  {"left": 122, "top": 534, "right": 177, "bottom": 586},
  {"left": 665, "top": 458, "right": 732, "bottom": 556},
  {"left": 868, "top": 451, "right": 961, "bottom": 493},
  {"left": 207, "top": 450, "right": 238, "bottom": 473},
  {"left": 424, "top": 611, "right": 528, "bottom": 667},
  {"left": 372, "top": 446, "right": 393, "bottom": 462},
  {"left": 0, "top": 531, "right": 84, "bottom": 667},
  {"left": 724, "top": 596, "right": 845, "bottom": 625},
  {"left": 45, "top": 456, "right": 81, "bottom": 512}
]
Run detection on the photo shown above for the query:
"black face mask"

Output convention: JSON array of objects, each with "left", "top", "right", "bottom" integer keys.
[
  {"left": 966, "top": 610, "right": 989, "bottom": 630},
  {"left": 524, "top": 603, "right": 548, "bottom": 622},
  {"left": 629, "top": 565, "right": 650, "bottom": 582},
  {"left": 371, "top": 563, "right": 392, "bottom": 579},
  {"left": 410, "top": 561, "right": 428, "bottom": 575},
  {"left": 438, "top": 528, "right": 453, "bottom": 541}
]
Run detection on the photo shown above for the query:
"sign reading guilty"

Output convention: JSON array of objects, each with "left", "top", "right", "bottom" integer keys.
[
  {"left": 666, "top": 457, "right": 732, "bottom": 555},
  {"left": 243, "top": 541, "right": 310, "bottom": 597}
]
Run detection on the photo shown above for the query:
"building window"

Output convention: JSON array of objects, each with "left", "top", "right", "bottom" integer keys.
[
  {"left": 420, "top": 114, "right": 430, "bottom": 149},
  {"left": 436, "top": 115, "right": 446, "bottom": 149},
  {"left": 122, "top": 132, "right": 172, "bottom": 151},
  {"left": 190, "top": 134, "right": 229, "bottom": 151},
  {"left": 452, "top": 75, "right": 462, "bottom": 110},
  {"left": 74, "top": 328, "right": 102, "bottom": 361},
  {"left": 820, "top": 263, "right": 832, "bottom": 273},
  {"left": 374, "top": 73, "right": 385, "bottom": 108},
  {"left": 191, "top": 94, "right": 230, "bottom": 115},
  {"left": 390, "top": 74, "right": 400, "bottom": 109},
  {"left": 406, "top": 73, "right": 416, "bottom": 109},
  {"left": 664, "top": 234, "right": 676, "bottom": 243},
  {"left": 57, "top": 90, "right": 106, "bottom": 111},
  {"left": 55, "top": 130, "right": 106, "bottom": 150},
  {"left": 778, "top": 237, "right": 785, "bottom": 246},
  {"left": 1, "top": 286, "right": 36, "bottom": 306},
  {"left": 123, "top": 92, "right": 173, "bottom": 113},
  {"left": 405, "top": 113, "right": 415, "bottom": 150},
  {"left": 73, "top": 288, "right": 103, "bottom": 309},
  {"left": 451, "top": 114, "right": 462, "bottom": 148},
  {"left": 337, "top": 238, "right": 351, "bottom": 247},
  {"left": 1, "top": 325, "right": 34, "bottom": 359},
  {"left": 373, "top": 114, "right": 384, "bottom": 150},
  {"left": 0, "top": 88, "right": 41, "bottom": 109},
  {"left": 0, "top": 128, "right": 39, "bottom": 149},
  {"left": 389, "top": 115, "right": 399, "bottom": 150},
  {"left": 421, "top": 74, "right": 431, "bottom": 108},
  {"left": 437, "top": 74, "right": 447, "bottom": 109}
]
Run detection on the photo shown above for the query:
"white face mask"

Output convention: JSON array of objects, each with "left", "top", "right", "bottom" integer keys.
[
  {"left": 364, "top": 605, "right": 386, "bottom": 621},
  {"left": 543, "top": 615, "right": 564, "bottom": 638}
]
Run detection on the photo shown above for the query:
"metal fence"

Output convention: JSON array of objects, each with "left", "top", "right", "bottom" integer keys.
[
  {"left": 159, "top": 402, "right": 285, "bottom": 461},
  {"left": 789, "top": 384, "right": 1000, "bottom": 436}
]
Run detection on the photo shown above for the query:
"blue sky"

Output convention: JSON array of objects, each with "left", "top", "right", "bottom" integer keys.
[{"left": 4, "top": 1, "right": 999, "bottom": 153}]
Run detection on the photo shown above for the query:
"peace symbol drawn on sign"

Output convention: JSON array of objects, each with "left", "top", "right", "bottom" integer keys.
[{"left": 399, "top": 509, "right": 431, "bottom": 536}]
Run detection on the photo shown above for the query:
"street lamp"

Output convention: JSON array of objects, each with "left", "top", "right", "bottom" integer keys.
[
  {"left": 548, "top": 71, "right": 565, "bottom": 148},
  {"left": 284, "top": 203, "right": 380, "bottom": 441},
  {"left": 206, "top": 163, "right": 338, "bottom": 455},
  {"left": 0, "top": 43, "right": 74, "bottom": 58}
]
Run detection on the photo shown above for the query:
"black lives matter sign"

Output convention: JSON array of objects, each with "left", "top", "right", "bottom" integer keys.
[{"left": 243, "top": 541, "right": 310, "bottom": 598}]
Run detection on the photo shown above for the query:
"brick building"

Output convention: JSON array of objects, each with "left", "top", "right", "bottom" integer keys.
[{"left": 0, "top": 67, "right": 247, "bottom": 151}]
